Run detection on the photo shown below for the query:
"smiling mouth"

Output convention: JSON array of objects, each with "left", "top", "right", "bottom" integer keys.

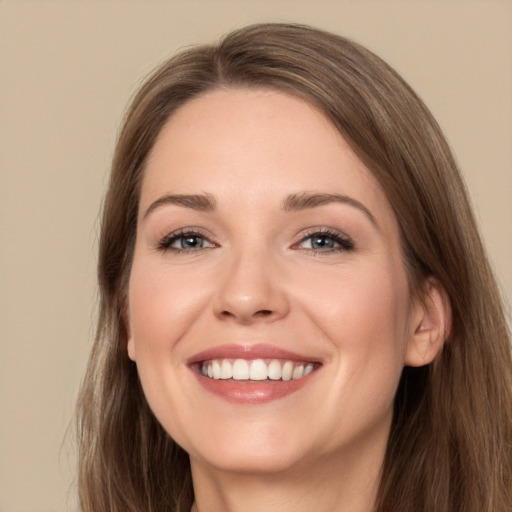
[
  {"left": 199, "top": 358, "right": 318, "bottom": 382},
  {"left": 188, "top": 344, "right": 321, "bottom": 402}
]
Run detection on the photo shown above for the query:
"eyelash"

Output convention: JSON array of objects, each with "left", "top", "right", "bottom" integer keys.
[
  {"left": 294, "top": 228, "right": 354, "bottom": 254},
  {"left": 156, "top": 229, "right": 216, "bottom": 253},
  {"left": 156, "top": 228, "right": 354, "bottom": 254}
]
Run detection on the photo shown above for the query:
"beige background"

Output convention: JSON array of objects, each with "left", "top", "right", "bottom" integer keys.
[{"left": 1, "top": 1, "right": 510, "bottom": 510}]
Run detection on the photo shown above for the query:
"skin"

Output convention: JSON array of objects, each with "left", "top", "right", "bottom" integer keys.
[{"left": 127, "top": 88, "right": 448, "bottom": 512}]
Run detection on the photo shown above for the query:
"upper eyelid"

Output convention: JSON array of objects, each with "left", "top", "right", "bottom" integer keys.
[
  {"left": 160, "top": 226, "right": 214, "bottom": 240},
  {"left": 295, "top": 227, "right": 352, "bottom": 241}
]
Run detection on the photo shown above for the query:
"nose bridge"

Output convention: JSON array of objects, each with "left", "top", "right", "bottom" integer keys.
[{"left": 213, "top": 237, "right": 288, "bottom": 324}]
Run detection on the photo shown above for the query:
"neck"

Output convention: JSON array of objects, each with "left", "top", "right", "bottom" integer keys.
[{"left": 190, "top": 438, "right": 385, "bottom": 512}]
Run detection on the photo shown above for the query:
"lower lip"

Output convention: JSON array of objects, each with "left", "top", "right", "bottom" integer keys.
[{"left": 192, "top": 371, "right": 315, "bottom": 404}]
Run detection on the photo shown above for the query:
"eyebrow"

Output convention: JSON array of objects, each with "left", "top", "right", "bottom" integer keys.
[
  {"left": 142, "top": 191, "right": 377, "bottom": 227},
  {"left": 282, "top": 192, "right": 378, "bottom": 227},
  {"left": 142, "top": 193, "right": 216, "bottom": 220}
]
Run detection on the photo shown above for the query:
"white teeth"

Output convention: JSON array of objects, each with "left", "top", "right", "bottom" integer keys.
[
  {"left": 249, "top": 359, "right": 267, "bottom": 380},
  {"left": 221, "top": 359, "right": 233, "bottom": 379},
  {"left": 212, "top": 360, "right": 221, "bottom": 379},
  {"left": 202, "top": 358, "right": 316, "bottom": 381},
  {"left": 232, "top": 359, "right": 249, "bottom": 380},
  {"left": 292, "top": 365, "right": 304, "bottom": 380},
  {"left": 282, "top": 361, "right": 293, "bottom": 381},
  {"left": 267, "top": 359, "right": 282, "bottom": 380}
]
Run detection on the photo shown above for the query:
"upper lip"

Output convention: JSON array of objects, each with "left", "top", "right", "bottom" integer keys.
[{"left": 187, "top": 343, "right": 321, "bottom": 365}]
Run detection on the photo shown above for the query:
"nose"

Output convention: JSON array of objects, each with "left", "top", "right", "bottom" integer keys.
[{"left": 212, "top": 246, "right": 290, "bottom": 325}]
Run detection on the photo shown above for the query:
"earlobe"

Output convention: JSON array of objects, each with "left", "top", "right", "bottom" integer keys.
[
  {"left": 127, "top": 337, "right": 136, "bottom": 361},
  {"left": 405, "top": 277, "right": 452, "bottom": 367},
  {"left": 125, "top": 315, "right": 136, "bottom": 362}
]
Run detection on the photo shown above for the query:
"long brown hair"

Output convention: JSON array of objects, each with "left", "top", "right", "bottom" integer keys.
[{"left": 76, "top": 23, "right": 512, "bottom": 511}]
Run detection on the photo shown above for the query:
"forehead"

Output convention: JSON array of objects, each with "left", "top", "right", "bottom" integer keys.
[{"left": 142, "top": 87, "right": 393, "bottom": 225}]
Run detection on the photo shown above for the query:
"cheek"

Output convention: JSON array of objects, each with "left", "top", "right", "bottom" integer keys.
[
  {"left": 301, "top": 260, "right": 410, "bottom": 406},
  {"left": 331, "top": 258, "right": 407, "bottom": 341},
  {"left": 126, "top": 258, "right": 212, "bottom": 439},
  {"left": 128, "top": 257, "right": 212, "bottom": 356}
]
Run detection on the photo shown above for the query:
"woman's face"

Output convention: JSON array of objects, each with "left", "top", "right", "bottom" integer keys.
[{"left": 127, "top": 88, "right": 419, "bottom": 475}]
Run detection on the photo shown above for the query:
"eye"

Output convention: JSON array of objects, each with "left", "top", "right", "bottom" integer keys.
[
  {"left": 157, "top": 230, "right": 216, "bottom": 252},
  {"left": 296, "top": 229, "right": 354, "bottom": 253}
]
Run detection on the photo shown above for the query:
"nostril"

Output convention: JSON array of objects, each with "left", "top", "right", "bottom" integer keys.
[
  {"left": 221, "top": 309, "right": 273, "bottom": 318},
  {"left": 255, "top": 309, "right": 273, "bottom": 317}
]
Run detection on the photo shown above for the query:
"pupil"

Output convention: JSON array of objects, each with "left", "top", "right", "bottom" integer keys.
[
  {"left": 182, "top": 235, "right": 202, "bottom": 248},
  {"left": 312, "top": 235, "right": 334, "bottom": 249}
]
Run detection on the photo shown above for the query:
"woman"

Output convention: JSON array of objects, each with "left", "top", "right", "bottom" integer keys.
[{"left": 76, "top": 23, "right": 512, "bottom": 512}]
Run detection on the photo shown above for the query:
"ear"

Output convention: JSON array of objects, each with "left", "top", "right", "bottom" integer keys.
[
  {"left": 125, "top": 314, "right": 136, "bottom": 362},
  {"left": 405, "top": 277, "right": 452, "bottom": 367}
]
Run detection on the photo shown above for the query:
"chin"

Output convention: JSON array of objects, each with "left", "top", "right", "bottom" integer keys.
[
  {"left": 194, "top": 443, "right": 306, "bottom": 476},
  {"left": 176, "top": 417, "right": 313, "bottom": 475}
]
